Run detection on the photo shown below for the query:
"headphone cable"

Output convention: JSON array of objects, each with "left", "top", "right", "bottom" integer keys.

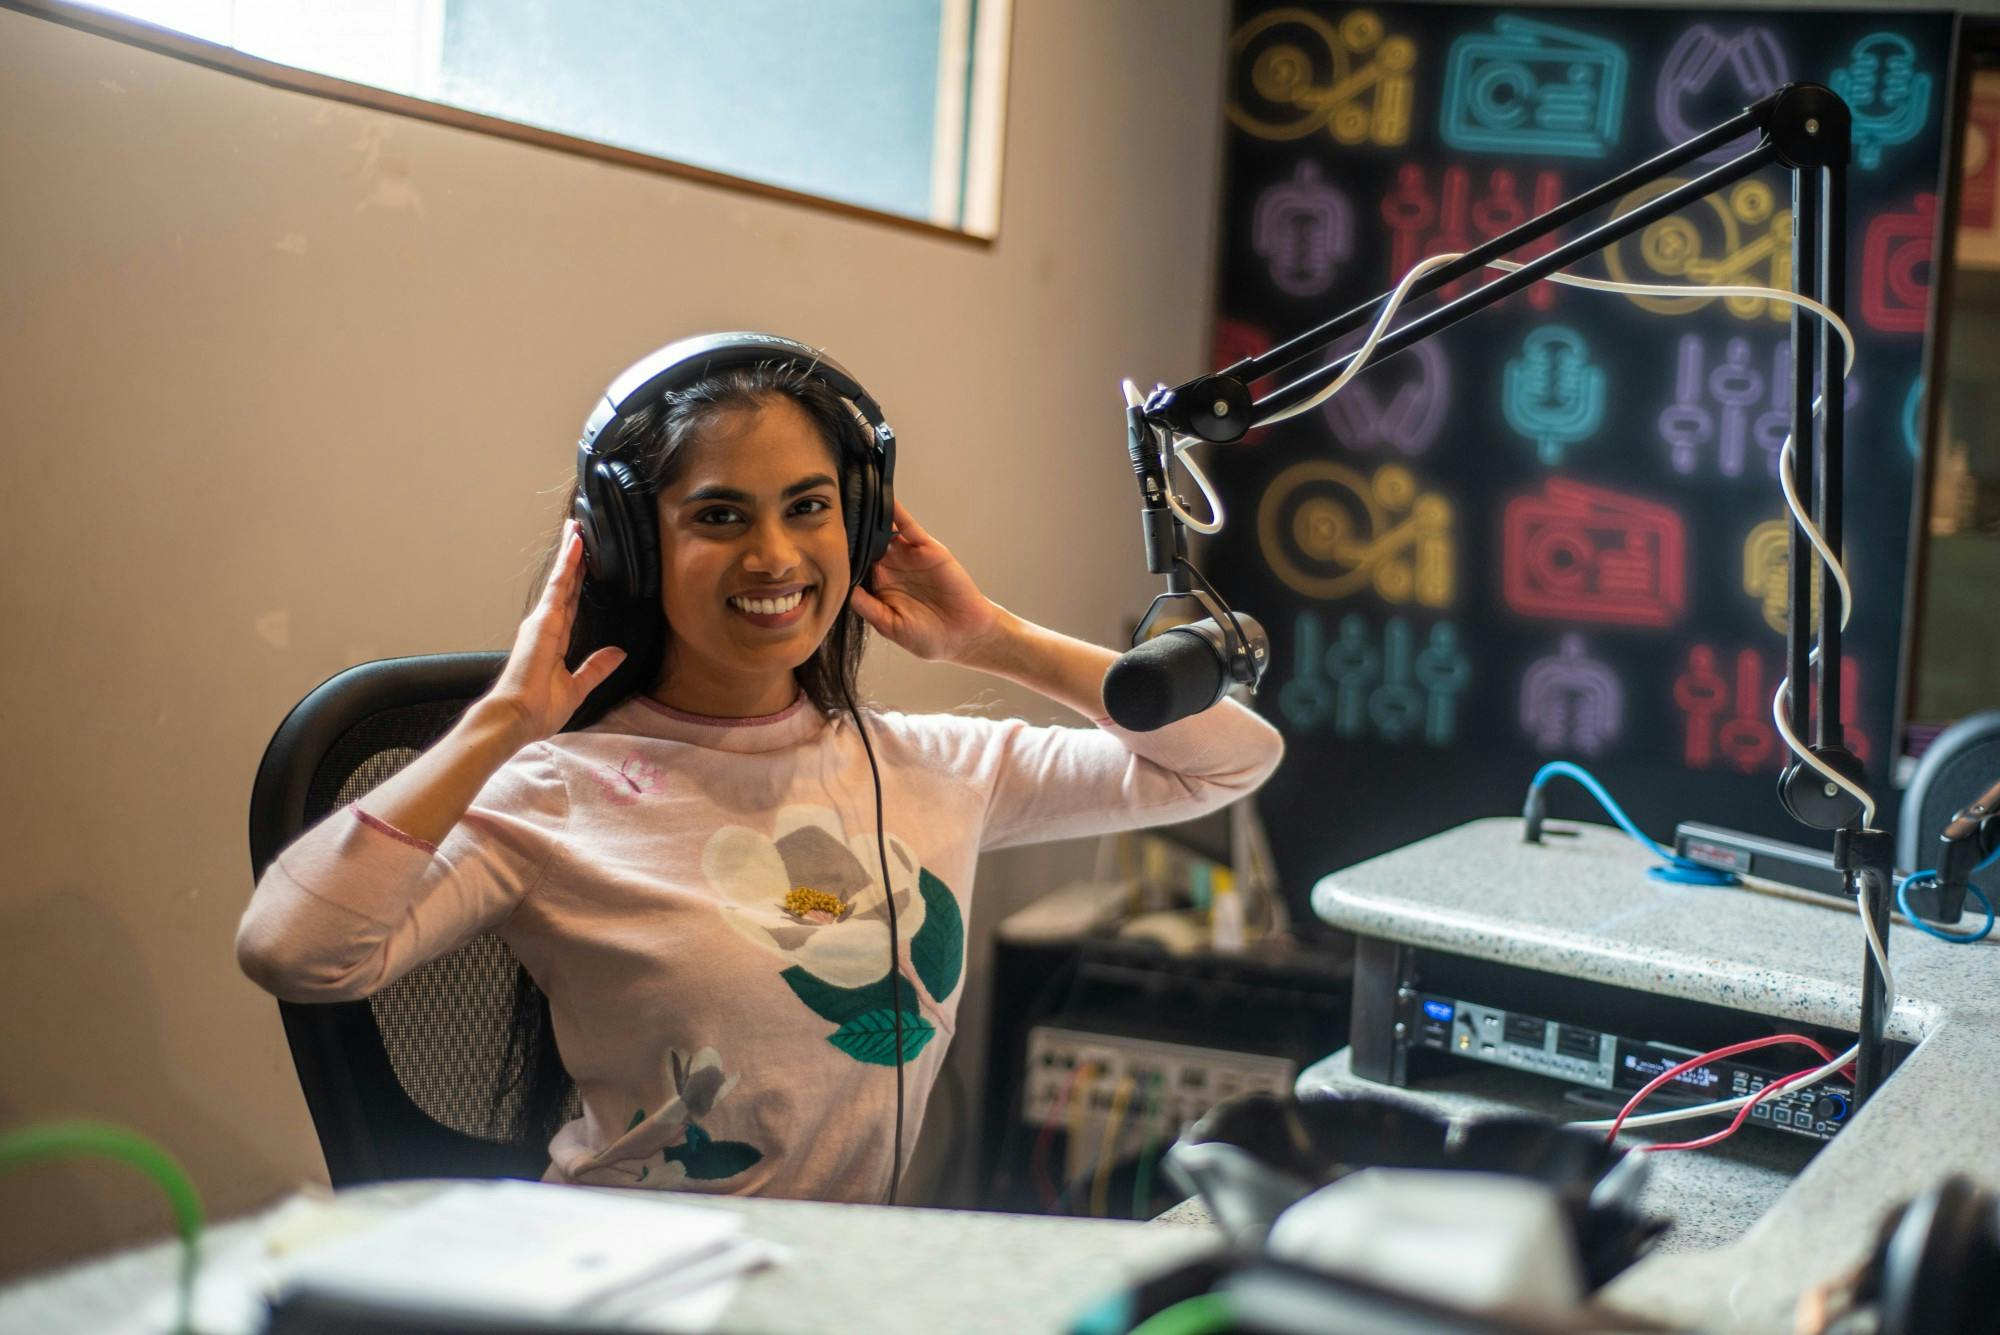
[{"left": 837, "top": 671, "right": 904, "bottom": 1207}]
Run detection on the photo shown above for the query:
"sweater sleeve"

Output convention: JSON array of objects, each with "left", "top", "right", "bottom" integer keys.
[
  {"left": 888, "top": 697, "right": 1284, "bottom": 852},
  {"left": 235, "top": 744, "right": 569, "bottom": 1003}
]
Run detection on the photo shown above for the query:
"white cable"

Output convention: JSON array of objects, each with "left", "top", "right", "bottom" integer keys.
[
  {"left": 1860, "top": 886, "right": 1897, "bottom": 999},
  {"left": 1569, "top": 1045, "right": 1857, "bottom": 1132},
  {"left": 1165, "top": 426, "right": 1226, "bottom": 535},
  {"left": 1253, "top": 252, "right": 1468, "bottom": 428},
  {"left": 1125, "top": 242, "right": 1882, "bottom": 828},
  {"left": 1483, "top": 260, "right": 1873, "bottom": 833},
  {"left": 1775, "top": 432, "right": 1856, "bottom": 624},
  {"left": 1484, "top": 259, "right": 1857, "bottom": 376},
  {"left": 1126, "top": 379, "right": 1226, "bottom": 535},
  {"left": 1770, "top": 429, "right": 1877, "bottom": 829}
]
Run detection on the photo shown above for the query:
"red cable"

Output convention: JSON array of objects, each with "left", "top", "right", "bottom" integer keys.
[
  {"left": 1031, "top": 1061, "right": 1094, "bottom": 1211},
  {"left": 1604, "top": 1033, "right": 1852, "bottom": 1146},
  {"left": 1648, "top": 1065, "right": 1822, "bottom": 1152}
]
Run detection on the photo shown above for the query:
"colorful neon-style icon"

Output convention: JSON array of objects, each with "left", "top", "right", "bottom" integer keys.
[
  {"left": 1673, "top": 645, "right": 1772, "bottom": 772},
  {"left": 1502, "top": 479, "right": 1685, "bottom": 627},
  {"left": 1658, "top": 335, "right": 1863, "bottom": 479},
  {"left": 1257, "top": 460, "right": 1455, "bottom": 605},
  {"left": 1742, "top": 519, "right": 1794, "bottom": 635},
  {"left": 1382, "top": 165, "right": 1565, "bottom": 312},
  {"left": 1673, "top": 645, "right": 1865, "bottom": 771},
  {"left": 1210, "top": 317, "right": 1277, "bottom": 446},
  {"left": 1280, "top": 612, "right": 1468, "bottom": 745},
  {"left": 1503, "top": 327, "right": 1605, "bottom": 464},
  {"left": 1604, "top": 178, "right": 1791, "bottom": 322},
  {"left": 1859, "top": 194, "right": 1936, "bottom": 334},
  {"left": 1227, "top": 7, "right": 1417, "bottom": 146},
  {"left": 1321, "top": 338, "right": 1451, "bottom": 456},
  {"left": 1741, "top": 518, "right": 1833, "bottom": 635},
  {"left": 1655, "top": 24, "right": 1789, "bottom": 162},
  {"left": 1254, "top": 162, "right": 1354, "bottom": 298},
  {"left": 1440, "top": 15, "right": 1627, "bottom": 158},
  {"left": 1521, "top": 634, "right": 1622, "bottom": 755},
  {"left": 1903, "top": 377, "right": 1925, "bottom": 459},
  {"left": 1831, "top": 32, "right": 1933, "bottom": 170}
]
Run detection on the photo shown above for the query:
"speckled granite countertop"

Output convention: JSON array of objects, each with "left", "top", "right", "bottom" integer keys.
[{"left": 1311, "top": 817, "right": 2000, "bottom": 1333}]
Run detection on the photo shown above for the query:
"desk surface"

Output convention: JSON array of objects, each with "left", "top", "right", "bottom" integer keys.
[
  {"left": 1313, "top": 817, "right": 2000, "bottom": 1334},
  {"left": 0, "top": 1182, "right": 1222, "bottom": 1335}
]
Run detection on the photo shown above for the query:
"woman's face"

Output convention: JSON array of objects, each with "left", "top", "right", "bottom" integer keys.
[{"left": 652, "top": 395, "right": 851, "bottom": 694}]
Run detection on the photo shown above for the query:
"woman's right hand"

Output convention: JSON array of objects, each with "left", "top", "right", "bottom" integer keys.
[{"left": 478, "top": 519, "right": 628, "bottom": 746}]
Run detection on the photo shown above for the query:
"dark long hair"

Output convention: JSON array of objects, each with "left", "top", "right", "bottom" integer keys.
[{"left": 501, "top": 359, "right": 876, "bottom": 1155}]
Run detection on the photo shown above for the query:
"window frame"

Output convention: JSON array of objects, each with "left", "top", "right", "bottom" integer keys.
[{"left": 6, "top": 0, "right": 1011, "bottom": 245}]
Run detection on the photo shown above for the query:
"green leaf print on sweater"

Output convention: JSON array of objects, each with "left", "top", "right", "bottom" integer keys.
[
  {"left": 776, "top": 866, "right": 964, "bottom": 1067},
  {"left": 661, "top": 1121, "right": 763, "bottom": 1181},
  {"left": 910, "top": 869, "right": 963, "bottom": 1004},
  {"left": 618, "top": 1047, "right": 763, "bottom": 1188},
  {"left": 829, "top": 1008, "right": 935, "bottom": 1064}
]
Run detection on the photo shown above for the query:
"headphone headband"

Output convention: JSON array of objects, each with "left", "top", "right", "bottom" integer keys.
[{"left": 581, "top": 332, "right": 889, "bottom": 460}]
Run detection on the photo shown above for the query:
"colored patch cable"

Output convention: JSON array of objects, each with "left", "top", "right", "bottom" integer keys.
[
  {"left": 1131, "top": 1073, "right": 1165, "bottom": 1221},
  {"left": 1529, "top": 757, "right": 1901, "bottom": 1037},
  {"left": 1646, "top": 1062, "right": 1828, "bottom": 1153},
  {"left": 0, "top": 1121, "right": 205, "bottom": 1335},
  {"left": 1126, "top": 1292, "right": 1236, "bottom": 1335},
  {"left": 1525, "top": 760, "right": 1739, "bottom": 886},
  {"left": 1896, "top": 844, "right": 2000, "bottom": 944},
  {"left": 1090, "top": 1075, "right": 1137, "bottom": 1219},
  {"left": 1588, "top": 1033, "right": 1851, "bottom": 1150},
  {"left": 1033, "top": 1059, "right": 1096, "bottom": 1212},
  {"left": 1572, "top": 1040, "right": 1860, "bottom": 1137}
]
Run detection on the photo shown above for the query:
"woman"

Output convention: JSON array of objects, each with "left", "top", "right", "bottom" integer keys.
[{"left": 237, "top": 346, "right": 1284, "bottom": 1205}]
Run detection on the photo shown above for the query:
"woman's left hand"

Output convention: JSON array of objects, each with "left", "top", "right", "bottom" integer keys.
[{"left": 848, "top": 502, "right": 1005, "bottom": 665}]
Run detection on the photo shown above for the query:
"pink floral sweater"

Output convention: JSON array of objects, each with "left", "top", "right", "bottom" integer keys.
[{"left": 236, "top": 691, "right": 1283, "bottom": 1203}]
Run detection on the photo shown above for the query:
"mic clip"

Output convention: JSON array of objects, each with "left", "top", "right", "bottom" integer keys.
[{"left": 1132, "top": 568, "right": 1268, "bottom": 692}]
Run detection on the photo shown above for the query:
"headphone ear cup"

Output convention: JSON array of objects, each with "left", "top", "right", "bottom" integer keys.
[
  {"left": 1876, "top": 1175, "right": 2000, "bottom": 1335},
  {"left": 843, "top": 452, "right": 879, "bottom": 587},
  {"left": 581, "top": 456, "right": 658, "bottom": 602}
]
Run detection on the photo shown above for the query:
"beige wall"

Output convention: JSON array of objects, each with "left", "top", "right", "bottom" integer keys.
[{"left": 0, "top": 0, "right": 1229, "bottom": 1272}]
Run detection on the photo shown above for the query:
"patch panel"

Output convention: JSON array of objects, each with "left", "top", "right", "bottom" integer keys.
[{"left": 1020, "top": 1025, "right": 1296, "bottom": 1151}]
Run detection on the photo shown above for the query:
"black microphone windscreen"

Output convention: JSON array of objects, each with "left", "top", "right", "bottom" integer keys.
[{"left": 1103, "top": 626, "right": 1228, "bottom": 732}]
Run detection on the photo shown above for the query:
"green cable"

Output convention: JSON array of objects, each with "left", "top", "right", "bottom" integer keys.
[
  {"left": 1130, "top": 1074, "right": 1162, "bottom": 1220},
  {"left": 0, "top": 1121, "right": 204, "bottom": 1335},
  {"left": 1128, "top": 1292, "right": 1236, "bottom": 1335}
]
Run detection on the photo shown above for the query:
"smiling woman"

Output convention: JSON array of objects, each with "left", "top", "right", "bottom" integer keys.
[
  {"left": 234, "top": 338, "right": 1285, "bottom": 1209},
  {"left": 15, "top": 0, "right": 1012, "bottom": 236},
  {"left": 653, "top": 394, "right": 855, "bottom": 720},
  {"left": 557, "top": 359, "right": 876, "bottom": 732}
]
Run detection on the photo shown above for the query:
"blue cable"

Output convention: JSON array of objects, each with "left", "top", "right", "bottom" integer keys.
[
  {"left": 1527, "top": 761, "right": 1739, "bottom": 886},
  {"left": 1894, "top": 845, "right": 1999, "bottom": 944}
]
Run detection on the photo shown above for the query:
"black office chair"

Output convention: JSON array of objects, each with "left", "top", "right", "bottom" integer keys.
[{"left": 247, "top": 653, "right": 580, "bottom": 1186}]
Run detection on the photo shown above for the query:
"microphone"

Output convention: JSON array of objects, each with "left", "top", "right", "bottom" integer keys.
[{"left": 1104, "top": 614, "right": 1268, "bottom": 732}]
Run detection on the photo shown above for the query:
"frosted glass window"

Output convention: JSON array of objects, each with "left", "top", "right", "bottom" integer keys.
[{"left": 64, "top": 0, "right": 1009, "bottom": 235}]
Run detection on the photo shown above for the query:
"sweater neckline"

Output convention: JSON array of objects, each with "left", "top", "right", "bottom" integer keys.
[{"left": 604, "top": 690, "right": 826, "bottom": 753}]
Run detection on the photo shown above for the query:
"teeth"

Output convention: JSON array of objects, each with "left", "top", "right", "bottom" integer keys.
[{"left": 730, "top": 589, "right": 806, "bottom": 616}]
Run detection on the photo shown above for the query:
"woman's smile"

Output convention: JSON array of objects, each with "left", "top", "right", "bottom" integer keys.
[{"left": 727, "top": 583, "right": 816, "bottom": 628}]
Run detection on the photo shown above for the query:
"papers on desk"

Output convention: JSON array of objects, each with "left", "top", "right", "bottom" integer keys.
[
  {"left": 118, "top": 1180, "right": 783, "bottom": 1335},
  {"left": 268, "top": 1181, "right": 783, "bottom": 1332}
]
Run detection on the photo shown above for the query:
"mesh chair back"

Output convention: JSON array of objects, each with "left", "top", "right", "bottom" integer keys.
[{"left": 249, "top": 654, "right": 579, "bottom": 1185}]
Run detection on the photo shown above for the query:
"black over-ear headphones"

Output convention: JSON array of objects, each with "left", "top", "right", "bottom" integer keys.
[
  {"left": 574, "top": 332, "right": 898, "bottom": 602},
  {"left": 1860, "top": 1174, "right": 2000, "bottom": 1335}
]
